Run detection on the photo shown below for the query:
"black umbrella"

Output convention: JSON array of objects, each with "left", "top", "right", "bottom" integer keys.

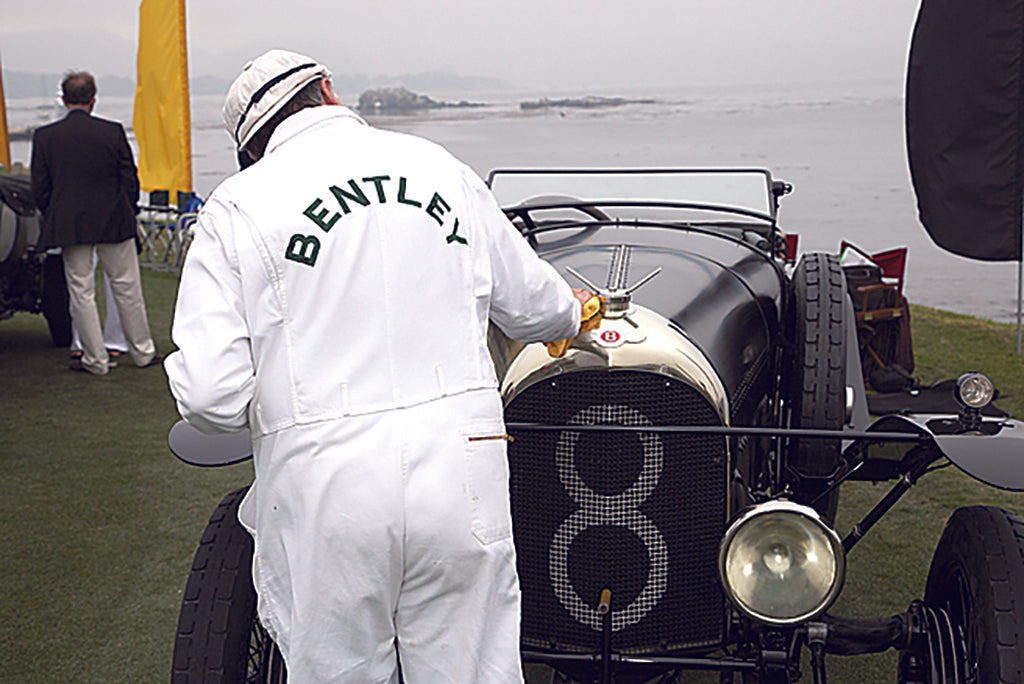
[{"left": 905, "top": 0, "right": 1024, "bottom": 349}]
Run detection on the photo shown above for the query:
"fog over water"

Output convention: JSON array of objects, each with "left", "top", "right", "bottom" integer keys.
[
  {"left": 2, "top": 2, "right": 920, "bottom": 92},
  {"left": 6, "top": 77, "right": 1022, "bottom": 327}
]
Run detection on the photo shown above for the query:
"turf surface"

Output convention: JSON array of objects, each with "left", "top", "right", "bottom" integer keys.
[
  {"left": 1, "top": 269, "right": 252, "bottom": 682},
  {"left": 2, "top": 268, "right": 1023, "bottom": 682}
]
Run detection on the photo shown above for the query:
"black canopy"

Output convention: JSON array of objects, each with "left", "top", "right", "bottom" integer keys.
[{"left": 905, "top": 0, "right": 1024, "bottom": 262}]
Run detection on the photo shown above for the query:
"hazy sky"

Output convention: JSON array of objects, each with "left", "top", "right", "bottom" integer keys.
[{"left": 2, "top": 1, "right": 923, "bottom": 90}]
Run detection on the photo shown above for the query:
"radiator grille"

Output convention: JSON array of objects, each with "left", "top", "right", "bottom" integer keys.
[{"left": 506, "top": 370, "right": 728, "bottom": 654}]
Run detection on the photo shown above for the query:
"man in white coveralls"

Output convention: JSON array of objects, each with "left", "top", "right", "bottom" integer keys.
[{"left": 164, "top": 49, "right": 592, "bottom": 683}]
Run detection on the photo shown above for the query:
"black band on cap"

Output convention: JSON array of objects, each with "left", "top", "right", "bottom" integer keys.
[{"left": 234, "top": 62, "right": 320, "bottom": 146}]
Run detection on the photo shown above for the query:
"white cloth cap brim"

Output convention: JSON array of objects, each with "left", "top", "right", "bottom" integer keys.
[{"left": 223, "top": 49, "right": 331, "bottom": 150}]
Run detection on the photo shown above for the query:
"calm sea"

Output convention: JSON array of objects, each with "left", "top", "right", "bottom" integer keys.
[{"left": 7, "top": 79, "right": 1023, "bottom": 326}]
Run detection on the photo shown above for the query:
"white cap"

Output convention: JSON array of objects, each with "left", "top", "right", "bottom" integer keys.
[{"left": 222, "top": 49, "right": 331, "bottom": 150}]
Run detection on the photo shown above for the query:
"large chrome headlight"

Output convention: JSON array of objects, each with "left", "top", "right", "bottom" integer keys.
[{"left": 719, "top": 500, "right": 845, "bottom": 624}]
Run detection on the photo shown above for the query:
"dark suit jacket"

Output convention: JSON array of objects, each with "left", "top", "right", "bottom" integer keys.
[{"left": 30, "top": 108, "right": 140, "bottom": 249}]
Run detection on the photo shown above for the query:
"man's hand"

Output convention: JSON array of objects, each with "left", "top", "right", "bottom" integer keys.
[
  {"left": 572, "top": 288, "right": 592, "bottom": 307},
  {"left": 545, "top": 290, "right": 605, "bottom": 358}
]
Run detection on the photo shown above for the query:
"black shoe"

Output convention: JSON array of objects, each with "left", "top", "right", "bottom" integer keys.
[{"left": 138, "top": 352, "right": 163, "bottom": 368}]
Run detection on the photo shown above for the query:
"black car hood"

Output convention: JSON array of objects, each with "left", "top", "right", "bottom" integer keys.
[{"left": 537, "top": 226, "right": 786, "bottom": 401}]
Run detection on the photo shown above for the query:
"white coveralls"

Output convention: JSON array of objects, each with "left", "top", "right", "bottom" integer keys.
[{"left": 165, "top": 106, "right": 580, "bottom": 683}]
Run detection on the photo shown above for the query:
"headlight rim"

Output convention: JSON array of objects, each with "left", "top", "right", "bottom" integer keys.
[{"left": 719, "top": 499, "right": 846, "bottom": 625}]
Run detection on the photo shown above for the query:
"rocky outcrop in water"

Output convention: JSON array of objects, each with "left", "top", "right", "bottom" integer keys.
[
  {"left": 8, "top": 127, "right": 35, "bottom": 141},
  {"left": 519, "top": 95, "right": 656, "bottom": 110},
  {"left": 357, "top": 87, "right": 484, "bottom": 113}
]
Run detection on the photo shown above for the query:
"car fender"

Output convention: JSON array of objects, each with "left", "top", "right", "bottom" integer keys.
[{"left": 865, "top": 413, "right": 1024, "bottom": 491}]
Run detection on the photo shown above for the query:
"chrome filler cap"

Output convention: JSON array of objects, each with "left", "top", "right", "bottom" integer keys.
[{"left": 566, "top": 244, "right": 660, "bottom": 321}]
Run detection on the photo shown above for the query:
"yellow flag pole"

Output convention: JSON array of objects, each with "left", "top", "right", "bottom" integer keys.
[
  {"left": 133, "top": 0, "right": 192, "bottom": 203},
  {"left": 0, "top": 51, "right": 12, "bottom": 172}
]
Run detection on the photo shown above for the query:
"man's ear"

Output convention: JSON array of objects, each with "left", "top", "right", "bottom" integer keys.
[{"left": 320, "top": 78, "right": 341, "bottom": 106}]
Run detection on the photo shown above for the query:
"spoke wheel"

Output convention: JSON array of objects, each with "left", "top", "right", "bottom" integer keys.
[
  {"left": 924, "top": 506, "right": 1024, "bottom": 683},
  {"left": 172, "top": 486, "right": 287, "bottom": 683}
]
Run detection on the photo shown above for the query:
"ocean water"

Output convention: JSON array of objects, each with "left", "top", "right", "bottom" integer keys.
[{"left": 7, "top": 79, "right": 1023, "bottom": 326}]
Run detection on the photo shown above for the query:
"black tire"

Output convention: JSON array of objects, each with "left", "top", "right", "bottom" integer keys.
[
  {"left": 40, "top": 253, "right": 71, "bottom": 347},
  {"left": 924, "top": 506, "right": 1024, "bottom": 683},
  {"left": 788, "top": 252, "right": 846, "bottom": 521},
  {"left": 172, "top": 486, "right": 287, "bottom": 683}
]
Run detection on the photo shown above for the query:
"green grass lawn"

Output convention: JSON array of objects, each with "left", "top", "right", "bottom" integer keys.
[
  {"left": 1, "top": 270, "right": 1023, "bottom": 682},
  {"left": 1, "top": 269, "right": 253, "bottom": 683},
  {"left": 823, "top": 306, "right": 1024, "bottom": 681}
]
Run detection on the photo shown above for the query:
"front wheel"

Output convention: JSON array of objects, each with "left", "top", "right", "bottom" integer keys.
[
  {"left": 172, "top": 486, "right": 287, "bottom": 683},
  {"left": 924, "top": 506, "right": 1024, "bottom": 683}
]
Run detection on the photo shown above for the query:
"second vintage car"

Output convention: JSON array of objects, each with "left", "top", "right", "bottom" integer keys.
[{"left": 0, "top": 173, "right": 70, "bottom": 346}]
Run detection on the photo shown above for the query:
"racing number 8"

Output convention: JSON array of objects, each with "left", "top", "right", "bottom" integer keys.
[{"left": 550, "top": 405, "right": 668, "bottom": 631}]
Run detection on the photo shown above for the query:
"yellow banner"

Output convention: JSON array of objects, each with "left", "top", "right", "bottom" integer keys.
[
  {"left": 133, "top": 0, "right": 192, "bottom": 202},
  {"left": 0, "top": 52, "right": 11, "bottom": 172}
]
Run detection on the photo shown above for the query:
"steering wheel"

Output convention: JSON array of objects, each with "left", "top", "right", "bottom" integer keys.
[
  {"left": 519, "top": 194, "right": 612, "bottom": 221},
  {"left": 510, "top": 195, "right": 612, "bottom": 249}
]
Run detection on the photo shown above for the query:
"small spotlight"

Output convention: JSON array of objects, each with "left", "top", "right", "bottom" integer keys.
[{"left": 955, "top": 373, "right": 994, "bottom": 409}]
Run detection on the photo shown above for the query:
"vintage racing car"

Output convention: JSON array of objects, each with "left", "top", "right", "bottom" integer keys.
[{"left": 169, "top": 168, "right": 1024, "bottom": 683}]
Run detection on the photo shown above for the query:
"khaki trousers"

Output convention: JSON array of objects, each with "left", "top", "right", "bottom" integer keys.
[
  {"left": 70, "top": 249, "right": 129, "bottom": 353},
  {"left": 63, "top": 239, "right": 156, "bottom": 374}
]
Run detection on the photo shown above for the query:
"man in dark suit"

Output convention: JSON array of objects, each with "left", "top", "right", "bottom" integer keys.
[{"left": 31, "top": 71, "right": 159, "bottom": 375}]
